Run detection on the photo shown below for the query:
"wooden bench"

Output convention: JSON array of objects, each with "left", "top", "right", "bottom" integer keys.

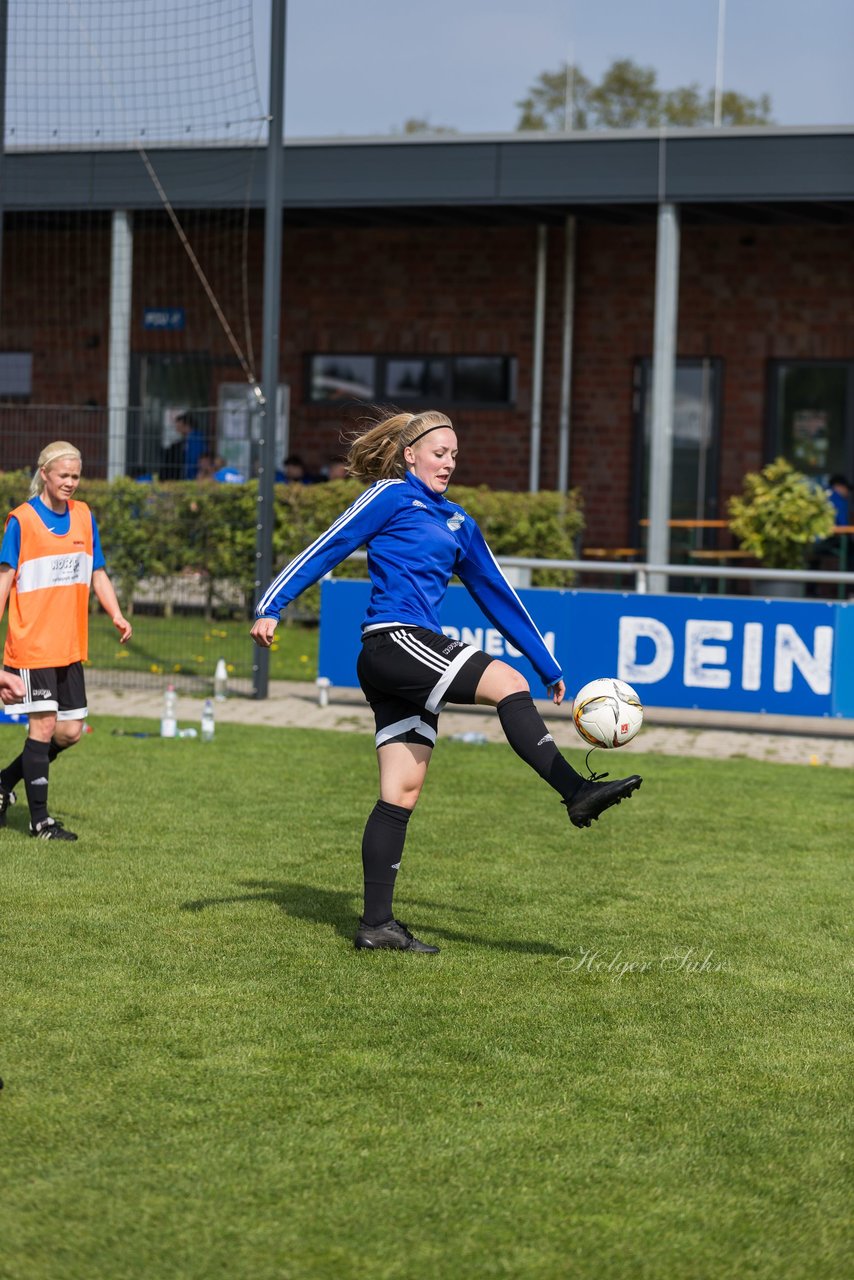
[{"left": 582, "top": 547, "right": 641, "bottom": 560}]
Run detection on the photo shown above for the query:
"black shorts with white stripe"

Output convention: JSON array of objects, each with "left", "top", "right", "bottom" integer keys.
[
  {"left": 357, "top": 625, "right": 492, "bottom": 749},
  {"left": 3, "top": 660, "right": 88, "bottom": 719}
]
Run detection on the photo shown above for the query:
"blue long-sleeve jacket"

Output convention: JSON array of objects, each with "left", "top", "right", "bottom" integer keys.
[{"left": 256, "top": 471, "right": 562, "bottom": 687}]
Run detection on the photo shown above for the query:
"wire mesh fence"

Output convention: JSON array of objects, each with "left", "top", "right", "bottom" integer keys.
[
  {"left": 0, "top": 406, "right": 266, "bottom": 696},
  {"left": 0, "top": 3, "right": 277, "bottom": 696}
]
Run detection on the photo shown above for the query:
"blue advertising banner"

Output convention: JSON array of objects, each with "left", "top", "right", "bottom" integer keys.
[{"left": 318, "top": 579, "right": 854, "bottom": 719}]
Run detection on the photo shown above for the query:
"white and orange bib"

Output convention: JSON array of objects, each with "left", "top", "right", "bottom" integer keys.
[{"left": 3, "top": 499, "right": 94, "bottom": 668}]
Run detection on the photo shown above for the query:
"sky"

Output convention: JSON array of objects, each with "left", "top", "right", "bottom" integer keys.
[
  {"left": 5, "top": 1, "right": 853, "bottom": 149},
  {"left": 254, "top": 0, "right": 854, "bottom": 136}
]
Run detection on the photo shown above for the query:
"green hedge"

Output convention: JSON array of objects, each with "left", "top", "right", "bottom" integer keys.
[{"left": 0, "top": 473, "right": 584, "bottom": 619}]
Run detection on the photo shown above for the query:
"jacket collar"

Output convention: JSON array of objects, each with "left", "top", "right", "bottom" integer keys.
[{"left": 404, "top": 470, "right": 451, "bottom": 507}]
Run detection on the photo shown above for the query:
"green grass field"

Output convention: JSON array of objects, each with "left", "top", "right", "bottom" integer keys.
[{"left": 1, "top": 722, "right": 851, "bottom": 1280}]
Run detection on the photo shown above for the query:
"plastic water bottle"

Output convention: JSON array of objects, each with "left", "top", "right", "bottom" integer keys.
[
  {"left": 201, "top": 697, "right": 215, "bottom": 742},
  {"left": 214, "top": 658, "right": 228, "bottom": 701},
  {"left": 161, "top": 684, "right": 177, "bottom": 738}
]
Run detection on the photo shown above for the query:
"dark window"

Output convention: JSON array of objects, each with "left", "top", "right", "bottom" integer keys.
[
  {"left": 309, "top": 355, "right": 375, "bottom": 403},
  {"left": 769, "top": 361, "right": 854, "bottom": 482},
  {"left": 0, "top": 352, "right": 32, "bottom": 399},
  {"left": 451, "top": 356, "right": 512, "bottom": 405},
  {"left": 384, "top": 358, "right": 446, "bottom": 400},
  {"left": 307, "top": 354, "right": 515, "bottom": 407}
]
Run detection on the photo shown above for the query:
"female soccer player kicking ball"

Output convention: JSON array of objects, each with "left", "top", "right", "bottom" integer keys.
[{"left": 252, "top": 411, "right": 641, "bottom": 952}]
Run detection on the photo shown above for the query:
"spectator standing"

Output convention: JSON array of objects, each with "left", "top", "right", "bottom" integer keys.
[
  {"left": 825, "top": 474, "right": 851, "bottom": 527},
  {"left": 159, "top": 412, "right": 208, "bottom": 481}
]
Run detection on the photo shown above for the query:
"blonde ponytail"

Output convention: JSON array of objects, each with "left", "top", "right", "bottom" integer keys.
[
  {"left": 346, "top": 410, "right": 453, "bottom": 483},
  {"left": 30, "top": 441, "right": 82, "bottom": 498}
]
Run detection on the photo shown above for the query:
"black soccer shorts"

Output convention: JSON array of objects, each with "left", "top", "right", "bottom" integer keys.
[
  {"left": 357, "top": 625, "right": 492, "bottom": 749},
  {"left": 3, "top": 660, "right": 88, "bottom": 720}
]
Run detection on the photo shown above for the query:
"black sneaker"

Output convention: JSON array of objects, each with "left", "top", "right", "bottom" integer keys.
[
  {"left": 0, "top": 783, "right": 16, "bottom": 829},
  {"left": 29, "top": 816, "right": 78, "bottom": 842},
  {"left": 354, "top": 918, "right": 440, "bottom": 953},
  {"left": 565, "top": 774, "right": 642, "bottom": 829}
]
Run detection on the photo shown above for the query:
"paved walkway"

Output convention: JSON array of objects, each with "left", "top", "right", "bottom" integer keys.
[{"left": 85, "top": 679, "right": 854, "bottom": 770}]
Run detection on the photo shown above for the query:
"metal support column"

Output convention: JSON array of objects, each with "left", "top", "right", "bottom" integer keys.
[
  {"left": 556, "top": 215, "right": 576, "bottom": 493},
  {"left": 647, "top": 202, "right": 681, "bottom": 594},
  {"left": 107, "top": 211, "right": 133, "bottom": 479},
  {"left": 252, "top": 0, "right": 287, "bottom": 700},
  {"left": 529, "top": 224, "right": 548, "bottom": 493}
]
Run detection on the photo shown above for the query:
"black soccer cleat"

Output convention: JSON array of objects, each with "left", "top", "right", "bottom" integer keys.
[
  {"left": 0, "top": 783, "right": 16, "bottom": 829},
  {"left": 354, "top": 918, "right": 440, "bottom": 953},
  {"left": 29, "top": 816, "right": 78, "bottom": 842},
  {"left": 564, "top": 774, "right": 643, "bottom": 829}
]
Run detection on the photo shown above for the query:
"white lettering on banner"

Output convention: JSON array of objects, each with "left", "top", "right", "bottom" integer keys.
[
  {"left": 684, "top": 620, "right": 733, "bottom": 689},
  {"left": 442, "top": 626, "right": 556, "bottom": 659},
  {"left": 774, "top": 624, "right": 833, "bottom": 695},
  {"left": 619, "top": 615, "right": 833, "bottom": 697},
  {"left": 16, "top": 552, "right": 93, "bottom": 594},
  {"left": 617, "top": 617, "right": 675, "bottom": 683},
  {"left": 742, "top": 623, "right": 763, "bottom": 692}
]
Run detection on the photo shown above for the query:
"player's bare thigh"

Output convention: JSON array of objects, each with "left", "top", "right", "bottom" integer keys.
[
  {"left": 377, "top": 741, "right": 433, "bottom": 809},
  {"left": 474, "top": 659, "right": 528, "bottom": 707}
]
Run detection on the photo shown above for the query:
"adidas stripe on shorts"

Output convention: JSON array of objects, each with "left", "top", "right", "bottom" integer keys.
[
  {"left": 3, "top": 660, "right": 88, "bottom": 719},
  {"left": 357, "top": 625, "right": 492, "bottom": 749}
]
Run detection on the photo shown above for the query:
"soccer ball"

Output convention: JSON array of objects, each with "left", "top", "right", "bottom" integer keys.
[{"left": 572, "top": 678, "right": 643, "bottom": 749}]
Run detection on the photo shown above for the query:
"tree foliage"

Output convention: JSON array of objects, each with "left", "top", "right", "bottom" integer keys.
[
  {"left": 516, "top": 58, "right": 774, "bottom": 132},
  {"left": 728, "top": 457, "right": 835, "bottom": 569}
]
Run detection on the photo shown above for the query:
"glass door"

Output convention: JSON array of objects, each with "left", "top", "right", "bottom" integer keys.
[
  {"left": 769, "top": 361, "right": 854, "bottom": 484},
  {"left": 633, "top": 358, "right": 722, "bottom": 557}
]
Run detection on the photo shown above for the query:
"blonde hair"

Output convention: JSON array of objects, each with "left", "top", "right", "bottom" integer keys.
[
  {"left": 30, "top": 441, "right": 82, "bottom": 498},
  {"left": 346, "top": 410, "right": 454, "bottom": 483}
]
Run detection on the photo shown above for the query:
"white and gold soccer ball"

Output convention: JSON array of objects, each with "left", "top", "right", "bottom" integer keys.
[{"left": 571, "top": 678, "right": 644, "bottom": 749}]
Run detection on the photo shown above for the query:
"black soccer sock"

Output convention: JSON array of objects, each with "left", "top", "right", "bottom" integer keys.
[
  {"left": 1, "top": 739, "right": 70, "bottom": 795},
  {"left": 361, "top": 799, "right": 412, "bottom": 926},
  {"left": 22, "top": 737, "right": 51, "bottom": 828},
  {"left": 497, "top": 691, "right": 584, "bottom": 802},
  {"left": 1, "top": 752, "right": 24, "bottom": 793}
]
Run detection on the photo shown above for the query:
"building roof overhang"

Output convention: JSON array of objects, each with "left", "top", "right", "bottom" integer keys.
[{"left": 5, "top": 126, "right": 854, "bottom": 225}]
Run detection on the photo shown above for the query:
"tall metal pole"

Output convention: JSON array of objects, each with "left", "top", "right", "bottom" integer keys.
[
  {"left": 107, "top": 211, "right": 133, "bottom": 479},
  {"left": 529, "top": 224, "right": 548, "bottom": 493},
  {"left": 647, "top": 201, "right": 681, "bottom": 594},
  {"left": 252, "top": 0, "right": 287, "bottom": 700},
  {"left": 556, "top": 215, "right": 576, "bottom": 493},
  {"left": 713, "top": 0, "right": 727, "bottom": 126}
]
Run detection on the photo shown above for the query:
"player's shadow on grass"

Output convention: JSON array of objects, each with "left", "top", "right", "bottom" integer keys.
[{"left": 181, "top": 879, "right": 564, "bottom": 955}]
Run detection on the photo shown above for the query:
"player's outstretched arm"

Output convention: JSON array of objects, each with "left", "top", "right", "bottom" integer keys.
[
  {"left": 92, "top": 568, "right": 133, "bottom": 643},
  {"left": 251, "top": 616, "right": 278, "bottom": 648}
]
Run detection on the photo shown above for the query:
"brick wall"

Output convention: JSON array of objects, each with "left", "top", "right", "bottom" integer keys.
[{"left": 3, "top": 214, "right": 853, "bottom": 549}]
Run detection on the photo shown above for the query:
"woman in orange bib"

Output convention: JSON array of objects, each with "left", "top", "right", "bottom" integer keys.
[{"left": 0, "top": 442, "right": 132, "bottom": 840}]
